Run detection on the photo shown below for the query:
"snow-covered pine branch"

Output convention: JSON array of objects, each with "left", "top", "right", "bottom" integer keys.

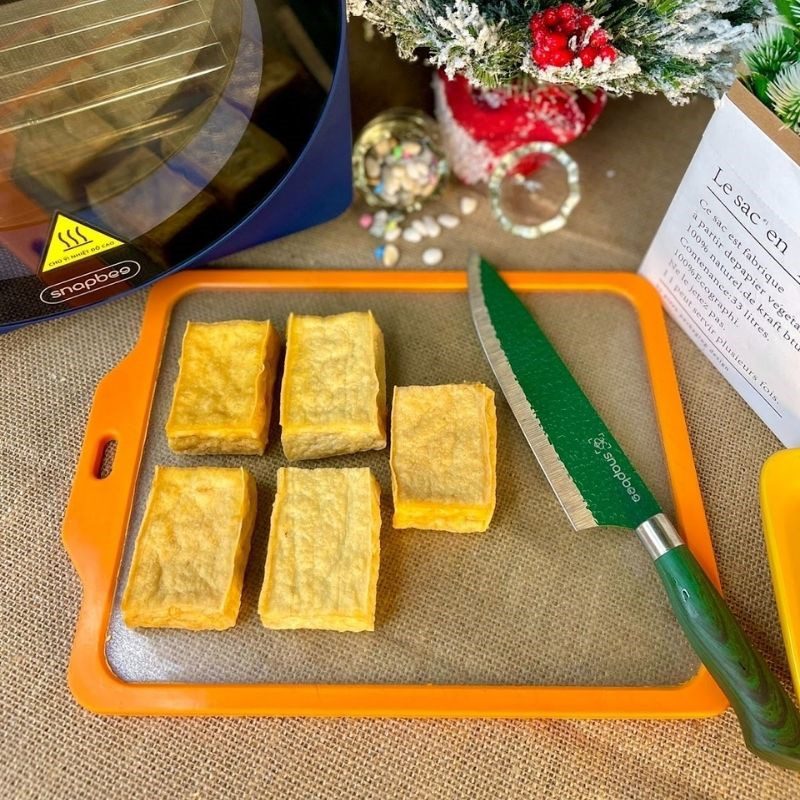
[{"left": 349, "top": 0, "right": 766, "bottom": 102}]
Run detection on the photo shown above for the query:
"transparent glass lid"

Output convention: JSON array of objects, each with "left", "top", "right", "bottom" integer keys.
[{"left": 0, "top": 0, "right": 341, "bottom": 329}]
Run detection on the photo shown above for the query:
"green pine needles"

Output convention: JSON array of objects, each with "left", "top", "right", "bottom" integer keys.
[
  {"left": 743, "top": 2, "right": 800, "bottom": 130},
  {"left": 744, "top": 19, "right": 796, "bottom": 78},
  {"left": 348, "top": 0, "right": 768, "bottom": 103},
  {"left": 768, "top": 62, "right": 800, "bottom": 129}
]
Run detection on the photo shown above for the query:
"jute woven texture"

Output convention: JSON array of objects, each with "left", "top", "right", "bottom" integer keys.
[{"left": 2, "top": 27, "right": 799, "bottom": 800}]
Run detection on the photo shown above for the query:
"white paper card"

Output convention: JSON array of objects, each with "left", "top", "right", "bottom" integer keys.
[{"left": 640, "top": 95, "right": 800, "bottom": 446}]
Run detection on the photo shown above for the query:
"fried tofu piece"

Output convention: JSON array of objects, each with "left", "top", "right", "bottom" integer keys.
[
  {"left": 85, "top": 147, "right": 221, "bottom": 254},
  {"left": 258, "top": 467, "right": 381, "bottom": 631},
  {"left": 161, "top": 109, "right": 290, "bottom": 210},
  {"left": 12, "top": 104, "right": 127, "bottom": 208},
  {"left": 279, "top": 311, "right": 387, "bottom": 461},
  {"left": 166, "top": 320, "right": 281, "bottom": 455},
  {"left": 390, "top": 384, "right": 497, "bottom": 533},
  {"left": 121, "top": 467, "right": 257, "bottom": 630}
]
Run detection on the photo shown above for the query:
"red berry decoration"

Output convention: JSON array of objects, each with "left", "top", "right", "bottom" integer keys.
[
  {"left": 530, "top": 16, "right": 546, "bottom": 32},
  {"left": 557, "top": 3, "right": 579, "bottom": 22},
  {"left": 542, "top": 31, "right": 569, "bottom": 50},
  {"left": 532, "top": 46, "right": 551, "bottom": 65},
  {"left": 599, "top": 45, "right": 618, "bottom": 62},
  {"left": 529, "top": 4, "right": 619, "bottom": 69},
  {"left": 548, "top": 48, "right": 574, "bottom": 67},
  {"left": 542, "top": 8, "right": 559, "bottom": 25}
]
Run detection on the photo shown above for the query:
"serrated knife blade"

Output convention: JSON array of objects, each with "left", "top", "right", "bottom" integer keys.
[{"left": 467, "top": 252, "right": 661, "bottom": 532}]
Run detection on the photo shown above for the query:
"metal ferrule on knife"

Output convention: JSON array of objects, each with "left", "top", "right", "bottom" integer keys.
[{"left": 635, "top": 513, "right": 685, "bottom": 560}]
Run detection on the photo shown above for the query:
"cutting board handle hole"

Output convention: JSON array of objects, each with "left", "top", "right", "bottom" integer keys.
[{"left": 96, "top": 439, "right": 117, "bottom": 479}]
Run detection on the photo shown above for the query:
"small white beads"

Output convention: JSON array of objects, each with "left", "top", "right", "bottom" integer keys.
[
  {"left": 383, "top": 243, "right": 400, "bottom": 266},
  {"left": 359, "top": 135, "right": 444, "bottom": 209},
  {"left": 357, "top": 194, "right": 480, "bottom": 267},
  {"left": 459, "top": 196, "right": 478, "bottom": 215},
  {"left": 374, "top": 243, "right": 400, "bottom": 267},
  {"left": 437, "top": 213, "right": 460, "bottom": 229},
  {"left": 422, "top": 215, "right": 441, "bottom": 237},
  {"left": 411, "top": 219, "right": 428, "bottom": 236},
  {"left": 422, "top": 247, "right": 443, "bottom": 266}
]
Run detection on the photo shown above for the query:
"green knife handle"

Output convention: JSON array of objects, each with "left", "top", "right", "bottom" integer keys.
[{"left": 655, "top": 543, "right": 800, "bottom": 770}]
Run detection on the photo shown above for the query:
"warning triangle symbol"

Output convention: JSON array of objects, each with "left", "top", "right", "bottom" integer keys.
[{"left": 40, "top": 213, "right": 125, "bottom": 274}]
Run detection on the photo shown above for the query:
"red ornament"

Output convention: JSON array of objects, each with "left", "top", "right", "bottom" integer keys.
[
  {"left": 529, "top": 4, "right": 618, "bottom": 68},
  {"left": 599, "top": 45, "right": 618, "bottom": 62},
  {"left": 548, "top": 48, "right": 574, "bottom": 67},
  {"left": 556, "top": 3, "right": 579, "bottom": 23},
  {"left": 542, "top": 8, "right": 559, "bottom": 25},
  {"left": 589, "top": 30, "right": 609, "bottom": 48},
  {"left": 433, "top": 71, "right": 607, "bottom": 184}
]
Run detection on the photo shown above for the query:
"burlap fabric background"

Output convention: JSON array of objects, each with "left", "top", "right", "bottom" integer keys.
[{"left": 3, "top": 27, "right": 799, "bottom": 800}]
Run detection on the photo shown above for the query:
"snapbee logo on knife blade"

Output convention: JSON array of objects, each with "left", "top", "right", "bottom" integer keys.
[
  {"left": 40, "top": 261, "right": 141, "bottom": 304},
  {"left": 588, "top": 432, "right": 641, "bottom": 503}
]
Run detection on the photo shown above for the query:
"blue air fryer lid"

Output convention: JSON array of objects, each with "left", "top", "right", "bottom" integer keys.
[{"left": 0, "top": 0, "right": 344, "bottom": 331}]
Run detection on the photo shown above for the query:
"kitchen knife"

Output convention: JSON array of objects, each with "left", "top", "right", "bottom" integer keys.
[{"left": 467, "top": 253, "right": 800, "bottom": 770}]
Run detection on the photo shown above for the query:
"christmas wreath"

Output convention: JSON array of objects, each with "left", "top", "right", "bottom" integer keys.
[{"left": 349, "top": 0, "right": 767, "bottom": 103}]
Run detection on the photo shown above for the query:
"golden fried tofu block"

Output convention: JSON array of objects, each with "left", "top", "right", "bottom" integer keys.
[
  {"left": 279, "top": 311, "right": 387, "bottom": 461},
  {"left": 166, "top": 320, "right": 281, "bottom": 455},
  {"left": 121, "top": 467, "right": 257, "bottom": 630},
  {"left": 259, "top": 467, "right": 381, "bottom": 631},
  {"left": 390, "top": 384, "right": 497, "bottom": 532},
  {"left": 86, "top": 147, "right": 218, "bottom": 253},
  {"left": 160, "top": 108, "right": 289, "bottom": 210},
  {"left": 13, "top": 105, "right": 126, "bottom": 206}
]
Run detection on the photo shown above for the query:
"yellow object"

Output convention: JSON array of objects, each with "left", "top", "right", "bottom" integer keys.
[
  {"left": 259, "top": 467, "right": 381, "bottom": 631},
  {"left": 760, "top": 449, "right": 800, "bottom": 699},
  {"left": 40, "top": 211, "right": 125, "bottom": 273},
  {"left": 390, "top": 383, "right": 497, "bottom": 532},
  {"left": 165, "top": 320, "right": 281, "bottom": 454},
  {"left": 279, "top": 311, "right": 387, "bottom": 461},
  {"left": 121, "top": 466, "right": 257, "bottom": 630}
]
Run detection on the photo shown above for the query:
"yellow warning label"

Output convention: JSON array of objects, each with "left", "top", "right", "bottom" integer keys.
[{"left": 40, "top": 213, "right": 125, "bottom": 273}]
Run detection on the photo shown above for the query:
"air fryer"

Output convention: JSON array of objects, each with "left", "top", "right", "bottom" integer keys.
[{"left": 0, "top": 0, "right": 352, "bottom": 331}]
